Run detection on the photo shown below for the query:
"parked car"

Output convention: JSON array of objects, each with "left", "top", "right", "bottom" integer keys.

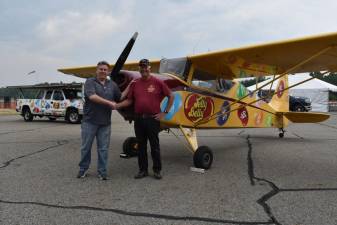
[
  {"left": 16, "top": 87, "right": 84, "bottom": 123},
  {"left": 289, "top": 95, "right": 312, "bottom": 112}
]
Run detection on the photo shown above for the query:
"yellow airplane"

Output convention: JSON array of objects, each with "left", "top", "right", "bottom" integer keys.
[{"left": 58, "top": 32, "right": 336, "bottom": 169}]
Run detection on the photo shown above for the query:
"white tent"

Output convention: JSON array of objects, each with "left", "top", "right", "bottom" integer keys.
[{"left": 247, "top": 74, "right": 337, "bottom": 112}]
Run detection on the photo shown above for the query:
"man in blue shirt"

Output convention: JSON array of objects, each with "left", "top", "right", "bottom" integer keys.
[{"left": 77, "top": 61, "right": 121, "bottom": 180}]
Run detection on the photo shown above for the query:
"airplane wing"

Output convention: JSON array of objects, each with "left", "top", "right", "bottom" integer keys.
[
  {"left": 188, "top": 31, "right": 337, "bottom": 79},
  {"left": 58, "top": 59, "right": 161, "bottom": 78},
  {"left": 59, "top": 32, "right": 337, "bottom": 80}
]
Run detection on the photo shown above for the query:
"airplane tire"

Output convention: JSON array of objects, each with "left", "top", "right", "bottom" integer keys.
[
  {"left": 279, "top": 132, "right": 284, "bottom": 138},
  {"left": 193, "top": 146, "right": 213, "bottom": 169},
  {"left": 123, "top": 137, "right": 139, "bottom": 157},
  {"left": 23, "top": 108, "right": 33, "bottom": 122}
]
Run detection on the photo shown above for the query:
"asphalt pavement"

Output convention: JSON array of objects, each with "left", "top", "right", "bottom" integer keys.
[{"left": 0, "top": 112, "right": 336, "bottom": 225}]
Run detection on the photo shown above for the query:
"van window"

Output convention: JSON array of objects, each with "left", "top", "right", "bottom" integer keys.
[
  {"left": 45, "top": 90, "right": 53, "bottom": 100},
  {"left": 53, "top": 90, "right": 64, "bottom": 100},
  {"left": 36, "top": 90, "right": 45, "bottom": 99}
]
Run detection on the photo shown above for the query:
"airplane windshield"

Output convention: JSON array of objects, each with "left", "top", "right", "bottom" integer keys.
[{"left": 159, "top": 57, "right": 190, "bottom": 80}]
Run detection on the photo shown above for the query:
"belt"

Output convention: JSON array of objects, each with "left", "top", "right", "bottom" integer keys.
[{"left": 135, "top": 114, "right": 156, "bottom": 119}]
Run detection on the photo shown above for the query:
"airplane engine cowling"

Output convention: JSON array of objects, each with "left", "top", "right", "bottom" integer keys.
[{"left": 112, "top": 71, "right": 141, "bottom": 92}]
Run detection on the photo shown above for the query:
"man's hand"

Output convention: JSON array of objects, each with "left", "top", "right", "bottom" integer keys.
[
  {"left": 154, "top": 112, "right": 166, "bottom": 121},
  {"left": 109, "top": 101, "right": 117, "bottom": 110}
]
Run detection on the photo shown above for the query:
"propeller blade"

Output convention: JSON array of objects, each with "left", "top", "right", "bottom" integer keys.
[{"left": 110, "top": 32, "right": 138, "bottom": 78}]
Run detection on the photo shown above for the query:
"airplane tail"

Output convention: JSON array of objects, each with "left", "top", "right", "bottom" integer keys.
[
  {"left": 282, "top": 112, "right": 330, "bottom": 123},
  {"left": 268, "top": 74, "right": 289, "bottom": 112},
  {"left": 269, "top": 74, "right": 330, "bottom": 124}
]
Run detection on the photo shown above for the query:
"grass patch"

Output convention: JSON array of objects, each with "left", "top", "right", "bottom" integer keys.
[{"left": 0, "top": 109, "right": 19, "bottom": 115}]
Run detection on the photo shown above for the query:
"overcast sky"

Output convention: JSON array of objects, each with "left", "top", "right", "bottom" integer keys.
[{"left": 1, "top": 0, "right": 337, "bottom": 87}]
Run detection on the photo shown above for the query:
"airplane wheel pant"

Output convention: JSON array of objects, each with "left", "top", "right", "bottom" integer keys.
[{"left": 134, "top": 117, "right": 161, "bottom": 173}]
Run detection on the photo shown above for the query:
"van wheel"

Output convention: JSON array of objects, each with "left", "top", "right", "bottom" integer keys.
[
  {"left": 294, "top": 105, "right": 304, "bottom": 112},
  {"left": 66, "top": 109, "right": 80, "bottom": 124},
  {"left": 23, "top": 108, "right": 33, "bottom": 121}
]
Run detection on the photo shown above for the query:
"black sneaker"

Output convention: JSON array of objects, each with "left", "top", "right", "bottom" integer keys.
[
  {"left": 153, "top": 171, "right": 162, "bottom": 180},
  {"left": 134, "top": 171, "right": 148, "bottom": 179},
  {"left": 98, "top": 174, "right": 107, "bottom": 180},
  {"left": 77, "top": 170, "right": 87, "bottom": 178}
]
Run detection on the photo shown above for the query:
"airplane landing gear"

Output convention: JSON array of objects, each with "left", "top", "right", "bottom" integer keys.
[
  {"left": 193, "top": 146, "right": 213, "bottom": 169},
  {"left": 122, "top": 137, "right": 139, "bottom": 157},
  {"left": 279, "top": 128, "right": 285, "bottom": 138}
]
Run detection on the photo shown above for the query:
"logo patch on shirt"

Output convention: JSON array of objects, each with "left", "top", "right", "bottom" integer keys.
[{"left": 147, "top": 84, "right": 155, "bottom": 93}]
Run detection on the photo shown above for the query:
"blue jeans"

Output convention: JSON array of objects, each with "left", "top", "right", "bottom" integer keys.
[{"left": 79, "top": 121, "right": 111, "bottom": 176}]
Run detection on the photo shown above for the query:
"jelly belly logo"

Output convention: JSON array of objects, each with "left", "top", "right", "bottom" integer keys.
[
  {"left": 184, "top": 94, "right": 214, "bottom": 123},
  {"left": 276, "top": 80, "right": 285, "bottom": 98},
  {"left": 237, "top": 106, "right": 249, "bottom": 126},
  {"left": 217, "top": 101, "right": 230, "bottom": 126}
]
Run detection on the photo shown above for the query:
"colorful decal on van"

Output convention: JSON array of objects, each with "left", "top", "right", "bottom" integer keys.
[
  {"left": 45, "top": 101, "right": 51, "bottom": 109},
  {"left": 53, "top": 102, "right": 60, "bottom": 109},
  {"left": 41, "top": 100, "right": 45, "bottom": 108},
  {"left": 184, "top": 94, "right": 214, "bottom": 123}
]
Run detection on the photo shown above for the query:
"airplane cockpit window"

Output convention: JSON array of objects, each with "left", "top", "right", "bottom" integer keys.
[
  {"left": 192, "top": 79, "right": 217, "bottom": 92},
  {"left": 192, "top": 78, "right": 234, "bottom": 93},
  {"left": 159, "top": 57, "right": 191, "bottom": 80},
  {"left": 217, "top": 79, "right": 234, "bottom": 93}
]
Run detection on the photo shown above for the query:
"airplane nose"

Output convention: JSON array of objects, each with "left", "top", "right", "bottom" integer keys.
[{"left": 112, "top": 72, "right": 127, "bottom": 89}]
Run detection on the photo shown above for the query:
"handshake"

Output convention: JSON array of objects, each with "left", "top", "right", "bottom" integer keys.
[{"left": 109, "top": 101, "right": 118, "bottom": 110}]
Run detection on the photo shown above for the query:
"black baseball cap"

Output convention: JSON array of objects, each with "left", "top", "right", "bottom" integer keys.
[{"left": 139, "top": 59, "right": 150, "bottom": 67}]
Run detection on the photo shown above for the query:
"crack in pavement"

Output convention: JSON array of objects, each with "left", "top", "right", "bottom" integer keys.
[
  {"left": 317, "top": 122, "right": 337, "bottom": 130},
  {"left": 289, "top": 132, "right": 304, "bottom": 139},
  {"left": 0, "top": 140, "right": 69, "bottom": 169},
  {"left": 246, "top": 135, "right": 337, "bottom": 225},
  {"left": 0, "top": 199, "right": 273, "bottom": 225},
  {"left": 246, "top": 135, "right": 280, "bottom": 225},
  {"left": 0, "top": 124, "right": 67, "bottom": 136},
  {"left": 0, "top": 138, "right": 80, "bottom": 145},
  {"left": 0, "top": 137, "right": 272, "bottom": 225}
]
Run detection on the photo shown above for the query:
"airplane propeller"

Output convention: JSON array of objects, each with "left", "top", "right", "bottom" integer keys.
[{"left": 110, "top": 32, "right": 138, "bottom": 79}]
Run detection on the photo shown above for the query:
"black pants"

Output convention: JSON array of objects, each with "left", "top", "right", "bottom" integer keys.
[{"left": 134, "top": 117, "right": 161, "bottom": 172}]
